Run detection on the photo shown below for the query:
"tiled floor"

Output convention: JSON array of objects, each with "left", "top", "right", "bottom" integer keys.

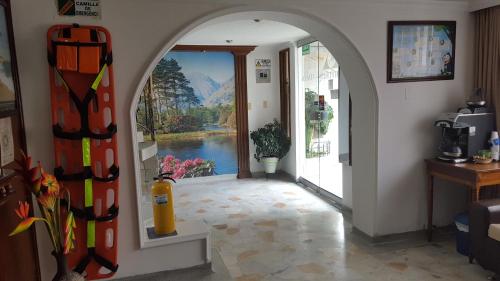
[{"left": 142, "top": 176, "right": 493, "bottom": 281}]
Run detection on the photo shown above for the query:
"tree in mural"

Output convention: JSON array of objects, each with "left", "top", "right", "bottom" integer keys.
[
  {"left": 152, "top": 58, "right": 199, "bottom": 114},
  {"left": 152, "top": 58, "right": 169, "bottom": 114},
  {"left": 182, "top": 86, "right": 200, "bottom": 110}
]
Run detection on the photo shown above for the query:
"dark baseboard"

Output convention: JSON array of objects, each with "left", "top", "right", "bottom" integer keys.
[
  {"left": 251, "top": 170, "right": 296, "bottom": 181},
  {"left": 351, "top": 225, "right": 455, "bottom": 245}
]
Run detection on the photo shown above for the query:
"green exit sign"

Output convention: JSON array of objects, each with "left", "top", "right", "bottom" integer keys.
[{"left": 302, "top": 44, "right": 310, "bottom": 55}]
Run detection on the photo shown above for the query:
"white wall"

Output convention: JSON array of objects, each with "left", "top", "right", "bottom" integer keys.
[
  {"left": 247, "top": 45, "right": 282, "bottom": 173},
  {"left": 10, "top": 0, "right": 473, "bottom": 279}
]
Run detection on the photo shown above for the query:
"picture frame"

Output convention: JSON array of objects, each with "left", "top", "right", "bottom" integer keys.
[
  {"left": 387, "top": 21, "right": 456, "bottom": 83},
  {"left": 0, "top": 0, "right": 20, "bottom": 117}
]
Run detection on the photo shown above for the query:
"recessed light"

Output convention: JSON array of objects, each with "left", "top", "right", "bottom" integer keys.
[
  {"left": 253, "top": 19, "right": 261, "bottom": 23},
  {"left": 226, "top": 39, "right": 233, "bottom": 43}
]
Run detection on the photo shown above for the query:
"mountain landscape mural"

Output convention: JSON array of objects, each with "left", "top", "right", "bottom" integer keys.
[{"left": 136, "top": 51, "right": 238, "bottom": 179}]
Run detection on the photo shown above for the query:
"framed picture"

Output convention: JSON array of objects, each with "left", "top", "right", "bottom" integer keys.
[
  {"left": 387, "top": 21, "right": 456, "bottom": 83},
  {"left": 0, "top": 0, "right": 19, "bottom": 116}
]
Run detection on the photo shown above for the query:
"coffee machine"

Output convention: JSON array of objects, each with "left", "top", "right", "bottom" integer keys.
[{"left": 434, "top": 112, "right": 495, "bottom": 163}]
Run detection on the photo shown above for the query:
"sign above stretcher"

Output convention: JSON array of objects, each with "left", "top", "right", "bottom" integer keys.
[{"left": 58, "top": 0, "right": 101, "bottom": 18}]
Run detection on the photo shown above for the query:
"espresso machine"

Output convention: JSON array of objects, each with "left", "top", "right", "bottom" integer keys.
[{"left": 434, "top": 112, "right": 495, "bottom": 163}]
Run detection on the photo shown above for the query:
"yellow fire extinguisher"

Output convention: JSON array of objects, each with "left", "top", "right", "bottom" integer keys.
[{"left": 152, "top": 173, "right": 176, "bottom": 235}]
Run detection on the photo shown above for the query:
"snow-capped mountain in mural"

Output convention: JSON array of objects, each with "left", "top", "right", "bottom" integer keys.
[
  {"left": 185, "top": 72, "right": 220, "bottom": 105},
  {"left": 205, "top": 77, "right": 235, "bottom": 107},
  {"left": 186, "top": 72, "right": 234, "bottom": 106}
]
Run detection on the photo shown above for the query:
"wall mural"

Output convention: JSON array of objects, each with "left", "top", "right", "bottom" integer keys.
[{"left": 137, "top": 51, "right": 237, "bottom": 179}]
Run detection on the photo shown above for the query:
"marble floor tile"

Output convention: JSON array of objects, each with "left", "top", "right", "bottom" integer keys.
[{"left": 140, "top": 176, "right": 494, "bottom": 280}]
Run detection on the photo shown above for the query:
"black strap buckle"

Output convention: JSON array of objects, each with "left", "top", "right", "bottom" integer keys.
[
  {"left": 74, "top": 247, "right": 119, "bottom": 274},
  {"left": 61, "top": 199, "right": 119, "bottom": 222},
  {"left": 54, "top": 165, "right": 119, "bottom": 182},
  {"left": 52, "top": 123, "right": 117, "bottom": 140}
]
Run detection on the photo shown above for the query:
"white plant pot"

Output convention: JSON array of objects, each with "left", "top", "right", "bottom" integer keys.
[{"left": 262, "top": 157, "right": 279, "bottom": 174}]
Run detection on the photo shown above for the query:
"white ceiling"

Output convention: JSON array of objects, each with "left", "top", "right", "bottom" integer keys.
[{"left": 178, "top": 19, "right": 310, "bottom": 46}]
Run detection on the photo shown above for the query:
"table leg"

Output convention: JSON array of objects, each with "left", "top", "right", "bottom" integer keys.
[
  {"left": 427, "top": 174, "right": 434, "bottom": 242},
  {"left": 473, "top": 184, "right": 481, "bottom": 202}
]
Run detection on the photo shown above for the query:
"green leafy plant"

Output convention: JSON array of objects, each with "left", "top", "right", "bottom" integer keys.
[
  {"left": 476, "top": 150, "right": 492, "bottom": 159},
  {"left": 304, "top": 89, "right": 334, "bottom": 158},
  {"left": 250, "top": 119, "right": 291, "bottom": 161}
]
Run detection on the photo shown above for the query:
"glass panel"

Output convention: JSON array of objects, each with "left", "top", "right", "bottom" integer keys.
[
  {"left": 301, "top": 42, "right": 321, "bottom": 187},
  {"left": 298, "top": 41, "right": 343, "bottom": 198},
  {"left": 317, "top": 43, "right": 342, "bottom": 198}
]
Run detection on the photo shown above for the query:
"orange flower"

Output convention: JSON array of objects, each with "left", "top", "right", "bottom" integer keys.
[
  {"left": 9, "top": 201, "right": 46, "bottom": 236},
  {"left": 41, "top": 172, "right": 59, "bottom": 195},
  {"left": 14, "top": 201, "right": 30, "bottom": 219},
  {"left": 32, "top": 178, "right": 42, "bottom": 195},
  {"left": 37, "top": 192, "right": 56, "bottom": 210}
]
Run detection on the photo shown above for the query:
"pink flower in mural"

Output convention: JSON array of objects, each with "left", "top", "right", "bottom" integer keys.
[
  {"left": 161, "top": 155, "right": 215, "bottom": 179},
  {"left": 162, "top": 165, "right": 173, "bottom": 174},
  {"left": 194, "top": 158, "right": 204, "bottom": 166}
]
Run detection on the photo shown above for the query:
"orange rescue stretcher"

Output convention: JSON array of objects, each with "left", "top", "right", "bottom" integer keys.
[{"left": 47, "top": 24, "right": 119, "bottom": 280}]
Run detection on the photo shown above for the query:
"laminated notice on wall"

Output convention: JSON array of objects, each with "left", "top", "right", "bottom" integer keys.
[{"left": 58, "top": 0, "right": 101, "bottom": 18}]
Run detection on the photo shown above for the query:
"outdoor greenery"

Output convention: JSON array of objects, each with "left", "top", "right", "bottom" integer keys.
[
  {"left": 305, "top": 89, "right": 334, "bottom": 158},
  {"left": 250, "top": 119, "right": 291, "bottom": 161}
]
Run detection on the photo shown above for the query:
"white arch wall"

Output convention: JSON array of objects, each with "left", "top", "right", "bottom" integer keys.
[
  {"left": 11, "top": 0, "right": 473, "bottom": 279},
  {"left": 129, "top": 8, "right": 379, "bottom": 243}
]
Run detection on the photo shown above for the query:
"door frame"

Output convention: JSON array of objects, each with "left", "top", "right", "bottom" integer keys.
[{"left": 279, "top": 48, "right": 291, "bottom": 138}]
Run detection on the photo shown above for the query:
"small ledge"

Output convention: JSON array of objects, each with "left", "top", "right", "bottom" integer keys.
[
  {"left": 139, "top": 141, "right": 158, "bottom": 161},
  {"left": 142, "top": 220, "right": 210, "bottom": 250}
]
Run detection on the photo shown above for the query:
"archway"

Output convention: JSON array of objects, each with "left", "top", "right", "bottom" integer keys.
[{"left": 130, "top": 7, "right": 379, "bottom": 238}]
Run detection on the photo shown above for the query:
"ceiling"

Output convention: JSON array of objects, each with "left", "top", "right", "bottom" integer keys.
[{"left": 178, "top": 19, "right": 310, "bottom": 46}]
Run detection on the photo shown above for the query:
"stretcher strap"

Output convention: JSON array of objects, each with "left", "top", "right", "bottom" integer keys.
[
  {"left": 61, "top": 199, "right": 119, "bottom": 222},
  {"left": 47, "top": 45, "right": 112, "bottom": 79},
  {"left": 51, "top": 64, "right": 117, "bottom": 140},
  {"left": 74, "top": 247, "right": 119, "bottom": 274},
  {"left": 83, "top": 137, "right": 95, "bottom": 248},
  {"left": 54, "top": 164, "right": 119, "bottom": 182},
  {"left": 53, "top": 124, "right": 117, "bottom": 140},
  {"left": 71, "top": 138, "right": 118, "bottom": 273},
  {"left": 48, "top": 42, "right": 117, "bottom": 140}
]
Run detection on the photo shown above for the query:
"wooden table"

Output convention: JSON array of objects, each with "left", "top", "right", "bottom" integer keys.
[{"left": 425, "top": 158, "right": 500, "bottom": 241}]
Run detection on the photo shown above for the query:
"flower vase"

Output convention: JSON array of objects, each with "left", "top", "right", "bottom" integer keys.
[
  {"left": 52, "top": 251, "right": 85, "bottom": 281},
  {"left": 52, "top": 251, "right": 69, "bottom": 281}
]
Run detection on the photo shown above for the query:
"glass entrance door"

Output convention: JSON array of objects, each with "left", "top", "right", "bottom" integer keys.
[
  {"left": 300, "top": 41, "right": 321, "bottom": 188},
  {"left": 298, "top": 41, "right": 343, "bottom": 199}
]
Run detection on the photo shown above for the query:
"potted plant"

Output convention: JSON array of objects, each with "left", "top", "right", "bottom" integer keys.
[{"left": 250, "top": 119, "right": 291, "bottom": 173}]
